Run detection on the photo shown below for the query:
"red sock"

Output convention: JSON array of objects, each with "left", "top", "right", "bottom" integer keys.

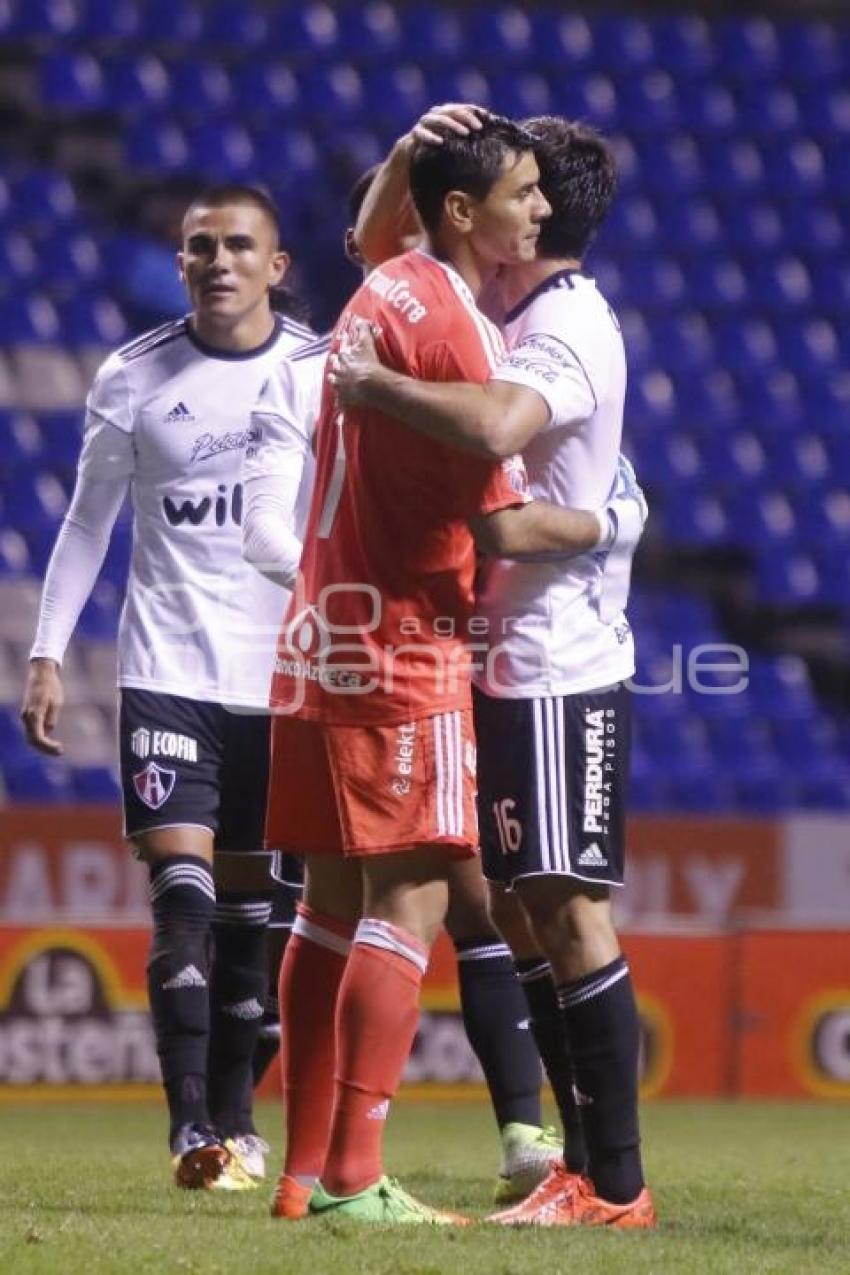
[
  {"left": 322, "top": 919, "right": 428, "bottom": 1197},
  {"left": 278, "top": 903, "right": 354, "bottom": 1181}
]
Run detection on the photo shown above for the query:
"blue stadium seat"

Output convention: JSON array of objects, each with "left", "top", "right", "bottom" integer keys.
[
  {"left": 36, "top": 410, "right": 83, "bottom": 466},
  {"left": 700, "top": 139, "right": 765, "bottom": 196},
  {"left": 797, "top": 487, "right": 850, "bottom": 546},
  {"left": 776, "top": 318, "right": 840, "bottom": 378},
  {"left": 730, "top": 764, "right": 795, "bottom": 814},
  {"left": 39, "top": 52, "right": 105, "bottom": 113},
  {"left": 604, "top": 196, "right": 659, "bottom": 252},
  {"left": 676, "top": 82, "right": 735, "bottom": 135},
  {"left": 755, "top": 550, "right": 824, "bottom": 607},
  {"left": 652, "top": 313, "right": 715, "bottom": 374},
  {"left": 635, "top": 432, "right": 703, "bottom": 490},
  {"left": 3, "top": 756, "right": 74, "bottom": 803},
  {"left": 0, "top": 292, "right": 61, "bottom": 344},
  {"left": 713, "top": 317, "right": 778, "bottom": 375},
  {"left": 815, "top": 546, "right": 850, "bottom": 607},
  {"left": 736, "top": 84, "right": 801, "bottom": 138},
  {"left": 184, "top": 124, "right": 258, "bottom": 182},
  {"left": 231, "top": 63, "right": 302, "bottom": 121},
  {"left": 0, "top": 528, "right": 31, "bottom": 575},
  {"left": 700, "top": 431, "right": 768, "bottom": 490},
  {"left": 747, "top": 655, "right": 819, "bottom": 720},
  {"left": 656, "top": 198, "right": 722, "bottom": 253},
  {"left": 621, "top": 258, "right": 687, "bottom": 310},
  {"left": 732, "top": 490, "right": 798, "bottom": 549},
  {"left": 721, "top": 199, "right": 784, "bottom": 255},
  {"left": 123, "top": 117, "right": 189, "bottom": 175},
  {"left": 169, "top": 61, "right": 233, "bottom": 119},
  {"left": 467, "top": 7, "right": 534, "bottom": 65},
  {"left": 4, "top": 0, "right": 81, "bottom": 39},
  {"left": 201, "top": 0, "right": 269, "bottom": 53},
  {"left": 78, "top": 583, "right": 121, "bottom": 640},
  {"left": 593, "top": 15, "right": 655, "bottom": 72},
  {"left": 337, "top": 3, "right": 403, "bottom": 61},
  {"left": 553, "top": 74, "right": 619, "bottom": 132},
  {"left": 362, "top": 66, "right": 428, "bottom": 124},
  {"left": 10, "top": 171, "right": 78, "bottom": 230},
  {"left": 37, "top": 230, "right": 104, "bottom": 292},
  {"left": 676, "top": 370, "right": 740, "bottom": 430},
  {"left": 529, "top": 12, "right": 594, "bottom": 72},
  {"left": 636, "top": 134, "right": 703, "bottom": 196},
  {"left": 298, "top": 64, "right": 365, "bottom": 123},
  {"left": 778, "top": 20, "right": 843, "bottom": 84},
  {"left": 59, "top": 294, "right": 129, "bottom": 347},
  {"left": 102, "top": 55, "right": 171, "bottom": 115},
  {"left": 0, "top": 230, "right": 37, "bottom": 286},
  {"left": 0, "top": 410, "right": 43, "bottom": 470},
  {"left": 254, "top": 127, "right": 320, "bottom": 187},
  {"left": 737, "top": 368, "right": 804, "bottom": 431},
  {"left": 490, "top": 72, "right": 553, "bottom": 120},
  {"left": 652, "top": 13, "right": 716, "bottom": 78},
  {"left": 398, "top": 4, "right": 464, "bottom": 64},
  {"left": 659, "top": 493, "right": 732, "bottom": 548},
  {"left": 780, "top": 202, "right": 844, "bottom": 257},
  {"left": 135, "top": 0, "right": 204, "bottom": 47},
  {"left": 763, "top": 137, "right": 827, "bottom": 197},
  {"left": 619, "top": 72, "right": 679, "bottom": 135},
  {"left": 270, "top": 3, "right": 340, "bottom": 58},
  {"left": 799, "top": 84, "right": 850, "bottom": 135},
  {"left": 715, "top": 16, "right": 781, "bottom": 80},
  {"left": 76, "top": 0, "right": 141, "bottom": 43},
  {"left": 685, "top": 258, "right": 747, "bottom": 310},
  {"left": 810, "top": 261, "right": 850, "bottom": 313},
  {"left": 426, "top": 68, "right": 493, "bottom": 111},
  {"left": 627, "top": 369, "right": 678, "bottom": 427},
  {"left": 792, "top": 771, "right": 850, "bottom": 810}
]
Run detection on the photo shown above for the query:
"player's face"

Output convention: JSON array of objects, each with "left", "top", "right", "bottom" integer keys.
[
  {"left": 469, "top": 150, "right": 551, "bottom": 267},
  {"left": 178, "top": 204, "right": 289, "bottom": 325}
]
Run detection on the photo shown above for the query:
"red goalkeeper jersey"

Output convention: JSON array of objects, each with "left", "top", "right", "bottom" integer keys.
[{"left": 270, "top": 248, "right": 529, "bottom": 725}]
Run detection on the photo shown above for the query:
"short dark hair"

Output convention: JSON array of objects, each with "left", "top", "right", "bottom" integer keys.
[
  {"left": 182, "top": 183, "right": 282, "bottom": 247},
  {"left": 522, "top": 117, "right": 617, "bottom": 260},
  {"left": 409, "top": 114, "right": 537, "bottom": 235}
]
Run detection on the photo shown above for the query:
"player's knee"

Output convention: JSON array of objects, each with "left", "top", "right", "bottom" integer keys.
[{"left": 147, "top": 855, "right": 215, "bottom": 978}]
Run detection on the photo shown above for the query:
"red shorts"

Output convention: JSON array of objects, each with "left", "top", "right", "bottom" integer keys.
[{"left": 265, "top": 710, "right": 478, "bottom": 858}]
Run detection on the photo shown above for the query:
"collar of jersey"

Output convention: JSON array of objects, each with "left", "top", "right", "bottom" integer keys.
[
  {"left": 413, "top": 246, "right": 475, "bottom": 302},
  {"left": 184, "top": 313, "right": 283, "bottom": 361},
  {"left": 504, "top": 269, "right": 589, "bottom": 326}
]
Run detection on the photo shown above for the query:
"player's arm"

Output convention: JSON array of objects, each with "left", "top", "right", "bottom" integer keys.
[
  {"left": 329, "top": 321, "right": 546, "bottom": 458},
  {"left": 241, "top": 363, "right": 316, "bottom": 590},
  {"left": 22, "top": 392, "right": 133, "bottom": 754},
  {"left": 354, "top": 103, "right": 488, "bottom": 266},
  {"left": 471, "top": 455, "right": 647, "bottom": 562}
]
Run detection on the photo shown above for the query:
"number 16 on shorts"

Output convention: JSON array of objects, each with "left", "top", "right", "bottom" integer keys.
[{"left": 492, "top": 798, "right": 523, "bottom": 854}]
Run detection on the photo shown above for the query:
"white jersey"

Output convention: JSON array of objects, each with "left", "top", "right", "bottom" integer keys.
[
  {"left": 31, "top": 314, "right": 326, "bottom": 709},
  {"left": 475, "top": 271, "right": 635, "bottom": 698}
]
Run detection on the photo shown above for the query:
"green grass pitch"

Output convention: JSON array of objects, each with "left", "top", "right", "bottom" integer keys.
[{"left": 1, "top": 1098, "right": 848, "bottom": 1274}]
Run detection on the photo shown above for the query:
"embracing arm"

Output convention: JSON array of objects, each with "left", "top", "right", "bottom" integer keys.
[
  {"left": 329, "top": 323, "right": 549, "bottom": 458},
  {"left": 472, "top": 501, "right": 605, "bottom": 559}
]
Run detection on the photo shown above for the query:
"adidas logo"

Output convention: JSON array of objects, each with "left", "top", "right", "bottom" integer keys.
[
  {"left": 366, "top": 1099, "right": 390, "bottom": 1121},
  {"left": 223, "top": 997, "right": 264, "bottom": 1021},
  {"left": 164, "top": 400, "right": 195, "bottom": 423},
  {"left": 572, "top": 1084, "right": 594, "bottom": 1107},
  {"left": 577, "top": 842, "right": 608, "bottom": 868},
  {"left": 162, "top": 964, "right": 207, "bottom": 990}
]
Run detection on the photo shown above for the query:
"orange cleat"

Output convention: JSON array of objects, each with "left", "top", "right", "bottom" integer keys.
[
  {"left": 488, "top": 1166, "right": 656, "bottom": 1229},
  {"left": 487, "top": 1160, "right": 583, "bottom": 1224},
  {"left": 271, "top": 1173, "right": 314, "bottom": 1220}
]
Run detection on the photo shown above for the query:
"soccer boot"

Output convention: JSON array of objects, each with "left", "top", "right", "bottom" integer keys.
[
  {"left": 226, "top": 1134, "right": 270, "bottom": 1182},
  {"left": 488, "top": 1159, "right": 583, "bottom": 1223},
  {"left": 271, "top": 1173, "right": 314, "bottom": 1220},
  {"left": 491, "top": 1168, "right": 656, "bottom": 1229},
  {"left": 493, "top": 1122, "right": 564, "bottom": 1203},
  {"left": 171, "top": 1123, "right": 246, "bottom": 1190},
  {"left": 309, "top": 1176, "right": 469, "bottom": 1226}
]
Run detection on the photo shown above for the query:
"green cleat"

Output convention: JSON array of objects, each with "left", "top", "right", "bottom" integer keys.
[
  {"left": 309, "top": 1176, "right": 468, "bottom": 1225},
  {"left": 494, "top": 1123, "right": 564, "bottom": 1204}
]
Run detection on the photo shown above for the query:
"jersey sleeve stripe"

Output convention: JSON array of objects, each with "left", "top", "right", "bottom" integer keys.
[{"left": 117, "top": 319, "right": 187, "bottom": 363}]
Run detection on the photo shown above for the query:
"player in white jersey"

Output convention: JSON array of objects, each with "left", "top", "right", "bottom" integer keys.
[
  {"left": 332, "top": 115, "right": 655, "bottom": 1229},
  {"left": 21, "top": 185, "right": 326, "bottom": 1191}
]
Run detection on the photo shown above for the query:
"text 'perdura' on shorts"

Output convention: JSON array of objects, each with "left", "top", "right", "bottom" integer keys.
[
  {"left": 474, "top": 682, "right": 631, "bottom": 889},
  {"left": 265, "top": 709, "right": 478, "bottom": 858},
  {"left": 119, "top": 689, "right": 270, "bottom": 849}
]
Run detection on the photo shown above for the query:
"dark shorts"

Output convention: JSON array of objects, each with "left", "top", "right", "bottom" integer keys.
[
  {"left": 119, "top": 689, "right": 270, "bottom": 849},
  {"left": 474, "top": 683, "right": 631, "bottom": 889}
]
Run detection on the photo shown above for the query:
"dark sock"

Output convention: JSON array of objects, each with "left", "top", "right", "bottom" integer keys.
[
  {"left": 557, "top": 956, "right": 644, "bottom": 1203},
  {"left": 207, "top": 894, "right": 270, "bottom": 1138},
  {"left": 455, "top": 937, "right": 542, "bottom": 1130},
  {"left": 516, "top": 957, "right": 586, "bottom": 1173},
  {"left": 252, "top": 880, "right": 296, "bottom": 1086},
  {"left": 147, "top": 856, "right": 215, "bottom": 1147}
]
